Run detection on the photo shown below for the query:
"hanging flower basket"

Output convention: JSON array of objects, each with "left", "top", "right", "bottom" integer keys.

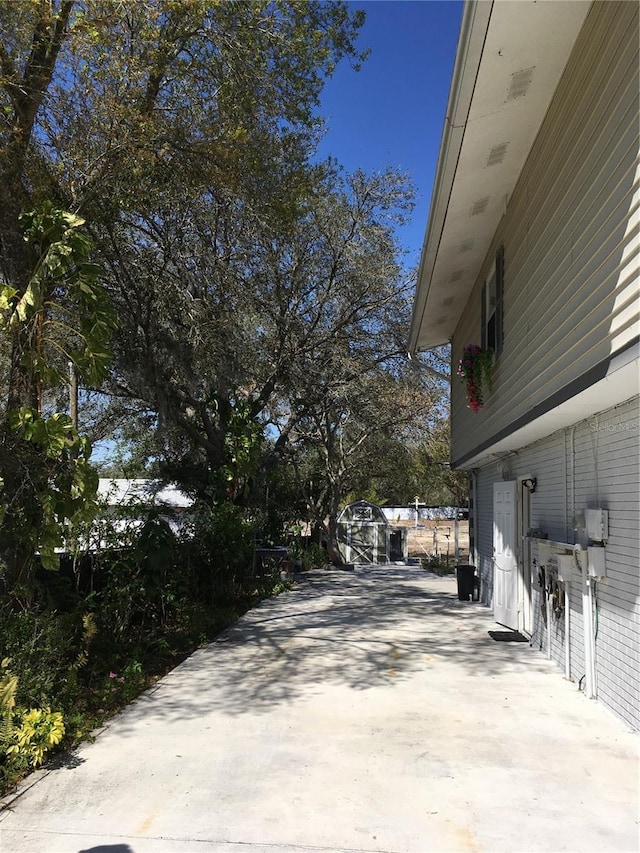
[{"left": 457, "top": 345, "right": 494, "bottom": 413}]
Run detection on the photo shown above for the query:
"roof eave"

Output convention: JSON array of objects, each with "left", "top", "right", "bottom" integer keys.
[
  {"left": 408, "top": 0, "right": 492, "bottom": 354},
  {"left": 408, "top": 0, "right": 592, "bottom": 355}
]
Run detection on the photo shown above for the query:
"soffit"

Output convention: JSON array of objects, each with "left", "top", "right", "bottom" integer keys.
[{"left": 408, "top": 0, "right": 592, "bottom": 352}]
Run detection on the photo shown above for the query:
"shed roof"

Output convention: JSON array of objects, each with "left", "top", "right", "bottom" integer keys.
[{"left": 338, "top": 499, "right": 389, "bottom": 525}]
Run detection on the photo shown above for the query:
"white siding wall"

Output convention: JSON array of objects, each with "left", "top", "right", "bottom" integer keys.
[
  {"left": 452, "top": 1, "right": 639, "bottom": 465},
  {"left": 476, "top": 397, "right": 639, "bottom": 730}
]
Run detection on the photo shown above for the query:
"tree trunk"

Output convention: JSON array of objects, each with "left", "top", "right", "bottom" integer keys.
[{"left": 325, "top": 481, "right": 343, "bottom": 565}]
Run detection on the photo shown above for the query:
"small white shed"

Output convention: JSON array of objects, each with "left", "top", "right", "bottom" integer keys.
[{"left": 336, "top": 499, "right": 407, "bottom": 565}]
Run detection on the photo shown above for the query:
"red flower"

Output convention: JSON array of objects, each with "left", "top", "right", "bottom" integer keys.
[{"left": 458, "top": 345, "right": 494, "bottom": 413}]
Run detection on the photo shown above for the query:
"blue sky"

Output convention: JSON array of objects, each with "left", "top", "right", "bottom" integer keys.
[
  {"left": 316, "top": 0, "right": 463, "bottom": 268},
  {"left": 94, "top": 3, "right": 463, "bottom": 464}
]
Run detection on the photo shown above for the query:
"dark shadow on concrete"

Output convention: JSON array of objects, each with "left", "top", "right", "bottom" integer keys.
[
  {"left": 78, "top": 846, "right": 134, "bottom": 853},
  {"left": 50, "top": 750, "right": 86, "bottom": 771},
  {"left": 104, "top": 566, "right": 554, "bottom": 732}
]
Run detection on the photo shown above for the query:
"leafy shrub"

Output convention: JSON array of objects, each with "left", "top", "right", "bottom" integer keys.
[
  {"left": 420, "top": 555, "right": 455, "bottom": 575},
  {"left": 1, "top": 659, "right": 65, "bottom": 790},
  {"left": 0, "top": 605, "right": 84, "bottom": 708},
  {"left": 0, "top": 492, "right": 291, "bottom": 795},
  {"left": 5, "top": 707, "right": 65, "bottom": 769},
  {"left": 302, "top": 543, "right": 327, "bottom": 571},
  {"left": 181, "top": 501, "right": 254, "bottom": 603}
]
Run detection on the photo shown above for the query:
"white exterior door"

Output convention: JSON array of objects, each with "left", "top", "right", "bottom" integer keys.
[
  {"left": 517, "top": 479, "right": 532, "bottom": 635},
  {"left": 493, "top": 481, "right": 518, "bottom": 628}
]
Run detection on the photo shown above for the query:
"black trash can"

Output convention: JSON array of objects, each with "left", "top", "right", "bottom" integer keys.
[{"left": 456, "top": 564, "right": 476, "bottom": 601}]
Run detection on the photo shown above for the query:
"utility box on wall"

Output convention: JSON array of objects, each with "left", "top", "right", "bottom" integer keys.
[
  {"left": 587, "top": 546, "right": 607, "bottom": 579},
  {"left": 554, "top": 554, "right": 575, "bottom": 582},
  {"left": 585, "top": 508, "right": 608, "bottom": 542},
  {"left": 530, "top": 538, "right": 551, "bottom": 567}
]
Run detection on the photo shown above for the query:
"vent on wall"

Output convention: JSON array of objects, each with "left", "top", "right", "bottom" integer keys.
[
  {"left": 507, "top": 67, "right": 535, "bottom": 100},
  {"left": 487, "top": 142, "right": 508, "bottom": 167},
  {"left": 449, "top": 269, "right": 464, "bottom": 283},
  {"left": 459, "top": 239, "right": 474, "bottom": 253},
  {"left": 470, "top": 196, "right": 490, "bottom": 216}
]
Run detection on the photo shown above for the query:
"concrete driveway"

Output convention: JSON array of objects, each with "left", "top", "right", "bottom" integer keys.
[{"left": 1, "top": 567, "right": 638, "bottom": 853}]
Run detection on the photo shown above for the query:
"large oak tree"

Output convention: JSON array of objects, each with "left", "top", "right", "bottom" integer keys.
[{"left": 0, "top": 0, "right": 366, "bottom": 588}]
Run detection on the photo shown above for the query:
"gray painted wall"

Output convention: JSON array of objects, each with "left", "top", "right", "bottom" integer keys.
[
  {"left": 451, "top": 0, "right": 639, "bottom": 465},
  {"left": 475, "top": 397, "right": 639, "bottom": 730}
]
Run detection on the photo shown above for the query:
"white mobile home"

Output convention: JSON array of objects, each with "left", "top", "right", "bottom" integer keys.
[{"left": 409, "top": 1, "right": 639, "bottom": 729}]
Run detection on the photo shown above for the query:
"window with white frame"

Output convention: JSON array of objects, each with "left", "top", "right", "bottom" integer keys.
[{"left": 482, "top": 246, "right": 504, "bottom": 354}]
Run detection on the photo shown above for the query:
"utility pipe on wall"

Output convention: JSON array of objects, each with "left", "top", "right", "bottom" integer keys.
[
  {"left": 546, "top": 581, "right": 552, "bottom": 661},
  {"left": 563, "top": 429, "right": 569, "bottom": 541},
  {"left": 577, "top": 545, "right": 596, "bottom": 699},
  {"left": 587, "top": 577, "right": 597, "bottom": 697},
  {"left": 471, "top": 470, "right": 479, "bottom": 569},
  {"left": 570, "top": 426, "right": 577, "bottom": 534},
  {"left": 564, "top": 581, "right": 571, "bottom": 680},
  {"left": 582, "top": 570, "right": 593, "bottom": 696}
]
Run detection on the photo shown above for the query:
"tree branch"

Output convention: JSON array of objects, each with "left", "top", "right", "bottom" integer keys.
[{"left": 16, "top": 1, "right": 74, "bottom": 139}]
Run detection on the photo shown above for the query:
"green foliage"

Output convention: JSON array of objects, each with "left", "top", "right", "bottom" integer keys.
[
  {"left": 420, "top": 555, "right": 455, "bottom": 575},
  {"left": 2, "top": 203, "right": 115, "bottom": 389},
  {"left": 218, "top": 400, "right": 264, "bottom": 500},
  {"left": 0, "top": 204, "right": 111, "bottom": 592},
  {"left": 1, "top": 659, "right": 65, "bottom": 787},
  {"left": 0, "top": 492, "right": 294, "bottom": 795},
  {"left": 269, "top": 578, "right": 294, "bottom": 596},
  {"left": 302, "top": 543, "right": 327, "bottom": 571},
  {"left": 341, "top": 488, "right": 387, "bottom": 510},
  {"left": 3, "top": 407, "right": 99, "bottom": 571},
  {"left": 92, "top": 661, "right": 145, "bottom": 715},
  {"left": 0, "top": 607, "right": 85, "bottom": 708},
  {"left": 456, "top": 345, "right": 494, "bottom": 413},
  {"left": 0, "top": 659, "right": 17, "bottom": 717},
  {"left": 0, "top": 0, "right": 457, "bottom": 790},
  {"left": 62, "top": 612, "right": 97, "bottom": 703},
  {"left": 89, "top": 510, "right": 180, "bottom": 644},
  {"left": 81, "top": 499, "right": 253, "bottom": 668},
  {"left": 341, "top": 413, "right": 467, "bottom": 508},
  {"left": 183, "top": 501, "right": 254, "bottom": 602},
  {"left": 5, "top": 706, "right": 65, "bottom": 769}
]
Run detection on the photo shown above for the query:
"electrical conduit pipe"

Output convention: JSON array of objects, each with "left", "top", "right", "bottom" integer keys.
[
  {"left": 564, "top": 581, "right": 571, "bottom": 680},
  {"left": 576, "top": 545, "right": 596, "bottom": 699}
]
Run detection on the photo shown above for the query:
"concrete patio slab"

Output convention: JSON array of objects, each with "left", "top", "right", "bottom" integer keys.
[{"left": 0, "top": 567, "right": 638, "bottom": 853}]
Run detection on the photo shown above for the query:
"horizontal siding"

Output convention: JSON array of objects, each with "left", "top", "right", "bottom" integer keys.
[
  {"left": 452, "top": 0, "right": 640, "bottom": 463},
  {"left": 474, "top": 397, "right": 639, "bottom": 730}
]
